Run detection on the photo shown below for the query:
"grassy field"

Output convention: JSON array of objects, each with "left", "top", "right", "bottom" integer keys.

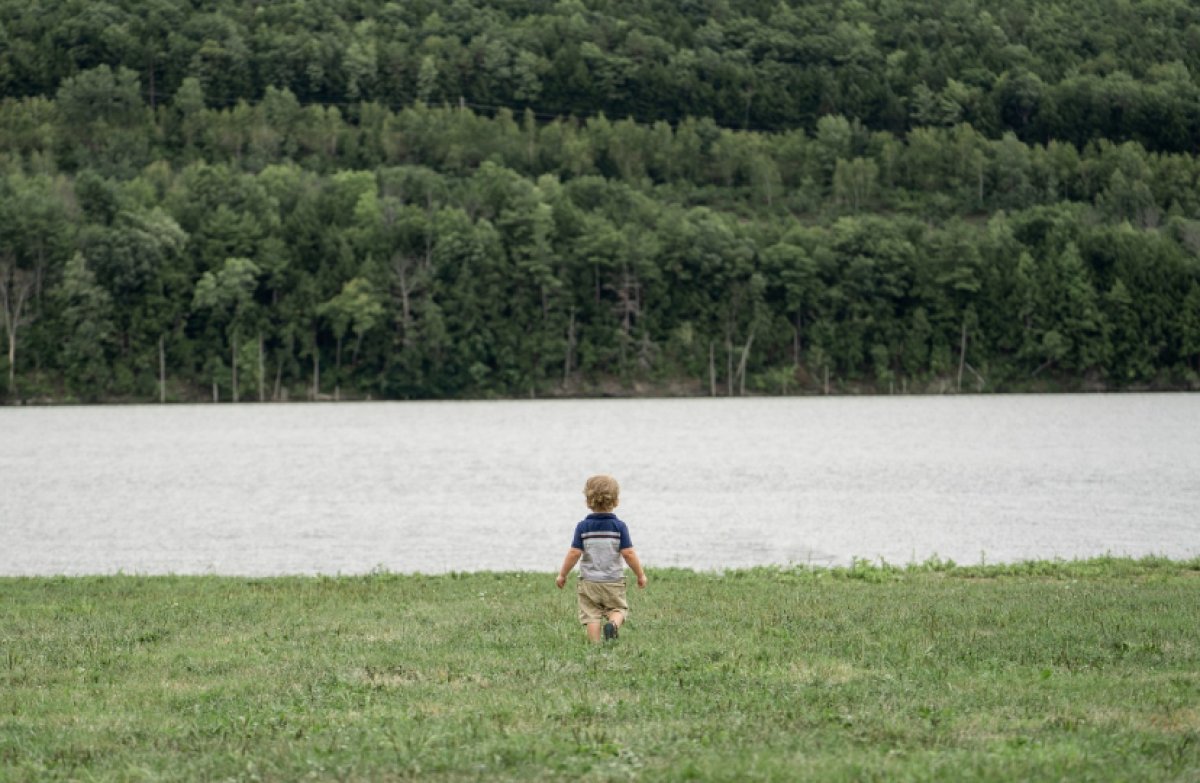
[{"left": 2, "top": 558, "right": 1198, "bottom": 782}]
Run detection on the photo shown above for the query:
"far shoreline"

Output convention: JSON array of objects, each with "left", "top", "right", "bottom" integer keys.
[
  {"left": 4, "top": 555, "right": 1199, "bottom": 582},
  {"left": 3, "top": 373, "right": 1198, "bottom": 407}
]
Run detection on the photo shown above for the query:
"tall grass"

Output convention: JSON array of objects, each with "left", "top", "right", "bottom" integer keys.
[{"left": 2, "top": 558, "right": 1198, "bottom": 781}]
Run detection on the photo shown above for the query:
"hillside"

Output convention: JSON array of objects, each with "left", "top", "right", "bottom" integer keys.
[{"left": 1, "top": 0, "right": 1199, "bottom": 401}]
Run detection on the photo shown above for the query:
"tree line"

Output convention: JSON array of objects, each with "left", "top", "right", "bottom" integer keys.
[
  {"left": 2, "top": 0, "right": 1200, "bottom": 401},
  {"left": 2, "top": 84, "right": 1199, "bottom": 401},
  {"left": 1, "top": 0, "right": 1199, "bottom": 152}
]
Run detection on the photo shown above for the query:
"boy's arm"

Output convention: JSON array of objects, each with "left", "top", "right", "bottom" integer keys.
[
  {"left": 556, "top": 548, "right": 583, "bottom": 589},
  {"left": 620, "top": 548, "right": 647, "bottom": 588}
]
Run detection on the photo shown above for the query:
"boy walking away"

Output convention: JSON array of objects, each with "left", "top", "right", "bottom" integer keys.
[{"left": 556, "top": 475, "right": 647, "bottom": 643}]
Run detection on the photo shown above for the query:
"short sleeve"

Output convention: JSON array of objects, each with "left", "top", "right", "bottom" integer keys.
[
  {"left": 618, "top": 521, "right": 632, "bottom": 550},
  {"left": 570, "top": 521, "right": 584, "bottom": 550}
]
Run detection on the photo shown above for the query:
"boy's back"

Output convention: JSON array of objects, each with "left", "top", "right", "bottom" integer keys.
[{"left": 572, "top": 512, "right": 631, "bottom": 583}]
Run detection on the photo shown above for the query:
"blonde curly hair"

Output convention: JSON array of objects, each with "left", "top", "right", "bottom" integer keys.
[{"left": 584, "top": 474, "right": 620, "bottom": 512}]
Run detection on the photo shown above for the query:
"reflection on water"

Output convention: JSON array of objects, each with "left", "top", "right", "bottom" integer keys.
[{"left": 2, "top": 395, "right": 1198, "bottom": 575}]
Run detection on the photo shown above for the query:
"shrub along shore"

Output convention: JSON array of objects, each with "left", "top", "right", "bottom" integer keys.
[{"left": 2, "top": 557, "right": 1198, "bottom": 781}]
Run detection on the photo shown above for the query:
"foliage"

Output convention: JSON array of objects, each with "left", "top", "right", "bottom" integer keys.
[
  {"left": 3, "top": 0, "right": 1200, "bottom": 152},
  {"left": 2, "top": 1, "right": 1200, "bottom": 400}
]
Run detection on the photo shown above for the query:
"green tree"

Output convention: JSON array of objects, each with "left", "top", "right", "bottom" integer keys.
[
  {"left": 832, "top": 157, "right": 878, "bottom": 214},
  {"left": 1097, "top": 169, "right": 1158, "bottom": 228},
  {"left": 929, "top": 220, "right": 984, "bottom": 390},
  {"left": 0, "top": 251, "right": 35, "bottom": 398},
  {"left": 173, "top": 76, "right": 206, "bottom": 152},
  {"left": 417, "top": 56, "right": 439, "bottom": 103},
  {"left": 317, "top": 277, "right": 384, "bottom": 401},
  {"left": 192, "top": 257, "right": 261, "bottom": 402},
  {"left": 813, "top": 114, "right": 854, "bottom": 187},
  {"left": 1180, "top": 283, "right": 1200, "bottom": 375},
  {"left": 79, "top": 205, "right": 189, "bottom": 398},
  {"left": 1018, "top": 243, "right": 1107, "bottom": 376},
  {"left": 53, "top": 252, "right": 115, "bottom": 398},
  {"left": 1104, "top": 278, "right": 1153, "bottom": 383},
  {"left": 55, "top": 65, "right": 148, "bottom": 168},
  {"left": 762, "top": 237, "right": 820, "bottom": 369}
]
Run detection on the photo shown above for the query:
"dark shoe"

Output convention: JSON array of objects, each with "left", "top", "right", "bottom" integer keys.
[{"left": 603, "top": 622, "right": 618, "bottom": 641}]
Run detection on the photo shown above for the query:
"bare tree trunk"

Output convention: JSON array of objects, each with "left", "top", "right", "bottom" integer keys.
[
  {"left": 735, "top": 331, "right": 755, "bottom": 396},
  {"left": 311, "top": 329, "right": 320, "bottom": 401},
  {"left": 158, "top": 333, "right": 166, "bottom": 403},
  {"left": 823, "top": 365, "right": 830, "bottom": 395},
  {"left": 231, "top": 332, "right": 239, "bottom": 403},
  {"left": 5, "top": 328, "right": 15, "bottom": 397},
  {"left": 399, "top": 266, "right": 411, "bottom": 327},
  {"left": 563, "top": 307, "right": 575, "bottom": 387},
  {"left": 34, "top": 242, "right": 45, "bottom": 305},
  {"left": 708, "top": 341, "right": 716, "bottom": 397},
  {"left": 957, "top": 315, "right": 968, "bottom": 392},
  {"left": 0, "top": 261, "right": 35, "bottom": 398},
  {"left": 258, "top": 331, "right": 265, "bottom": 403},
  {"left": 965, "top": 362, "right": 986, "bottom": 391},
  {"left": 725, "top": 335, "right": 733, "bottom": 397},
  {"left": 394, "top": 255, "right": 414, "bottom": 346},
  {"left": 275, "top": 329, "right": 291, "bottom": 401},
  {"left": 792, "top": 314, "right": 803, "bottom": 368},
  {"left": 334, "top": 336, "right": 342, "bottom": 402}
]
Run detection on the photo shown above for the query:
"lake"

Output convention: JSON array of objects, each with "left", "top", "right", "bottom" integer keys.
[{"left": 2, "top": 395, "right": 1198, "bottom": 576}]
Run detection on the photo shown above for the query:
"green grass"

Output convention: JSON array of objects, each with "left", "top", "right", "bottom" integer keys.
[{"left": 2, "top": 557, "right": 1199, "bottom": 781}]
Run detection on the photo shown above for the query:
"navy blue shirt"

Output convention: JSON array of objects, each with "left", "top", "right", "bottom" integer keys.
[{"left": 570, "top": 512, "right": 633, "bottom": 582}]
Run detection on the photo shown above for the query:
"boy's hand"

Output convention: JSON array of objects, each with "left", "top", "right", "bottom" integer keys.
[
  {"left": 637, "top": 573, "right": 647, "bottom": 589},
  {"left": 557, "top": 549, "right": 582, "bottom": 590}
]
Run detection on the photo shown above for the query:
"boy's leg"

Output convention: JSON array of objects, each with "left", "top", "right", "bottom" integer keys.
[
  {"left": 604, "top": 583, "right": 629, "bottom": 631},
  {"left": 603, "top": 605, "right": 625, "bottom": 641},
  {"left": 579, "top": 583, "right": 606, "bottom": 643}
]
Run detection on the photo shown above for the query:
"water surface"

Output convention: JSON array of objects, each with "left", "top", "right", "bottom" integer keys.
[{"left": 2, "top": 395, "right": 1197, "bottom": 575}]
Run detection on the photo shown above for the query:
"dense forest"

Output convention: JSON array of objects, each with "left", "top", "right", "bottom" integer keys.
[{"left": 1, "top": 0, "right": 1199, "bottom": 401}]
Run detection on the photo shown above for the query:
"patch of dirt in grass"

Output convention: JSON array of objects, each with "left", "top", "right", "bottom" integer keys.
[
  {"left": 355, "top": 666, "right": 424, "bottom": 688},
  {"left": 787, "top": 658, "right": 863, "bottom": 686},
  {"left": 1147, "top": 707, "right": 1200, "bottom": 734},
  {"left": 951, "top": 709, "right": 1038, "bottom": 743},
  {"left": 351, "top": 666, "right": 494, "bottom": 691}
]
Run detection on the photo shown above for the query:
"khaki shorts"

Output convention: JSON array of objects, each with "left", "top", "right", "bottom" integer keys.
[{"left": 577, "top": 579, "right": 629, "bottom": 625}]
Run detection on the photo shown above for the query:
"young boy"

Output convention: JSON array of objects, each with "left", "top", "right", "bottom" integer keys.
[{"left": 555, "top": 474, "right": 647, "bottom": 643}]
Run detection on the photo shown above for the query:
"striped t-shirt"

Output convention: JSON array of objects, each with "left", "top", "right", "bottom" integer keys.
[{"left": 570, "top": 512, "right": 633, "bottom": 582}]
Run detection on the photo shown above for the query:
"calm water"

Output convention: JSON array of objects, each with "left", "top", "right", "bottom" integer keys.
[{"left": 2, "top": 395, "right": 1198, "bottom": 576}]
